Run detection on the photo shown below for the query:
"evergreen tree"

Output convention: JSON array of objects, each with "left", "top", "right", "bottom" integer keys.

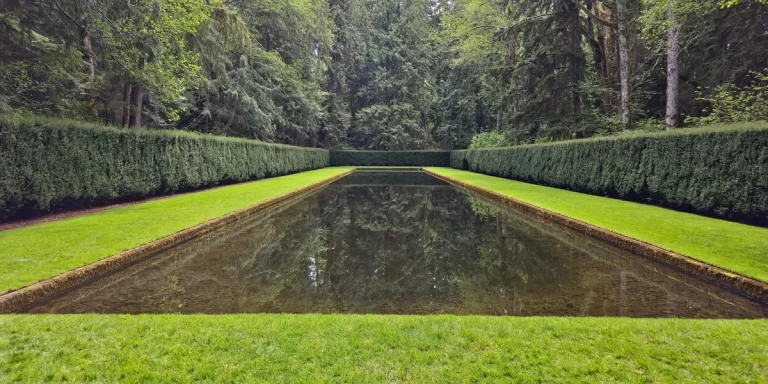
[{"left": 1, "top": 0, "right": 766, "bottom": 147}]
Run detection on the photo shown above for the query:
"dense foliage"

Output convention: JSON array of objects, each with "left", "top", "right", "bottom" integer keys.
[
  {"left": 0, "top": 117, "right": 328, "bottom": 220},
  {"left": 330, "top": 151, "right": 451, "bottom": 166},
  {"left": 3, "top": 0, "right": 765, "bottom": 149},
  {"left": 468, "top": 132, "right": 512, "bottom": 149},
  {"left": 451, "top": 123, "right": 768, "bottom": 224},
  {"left": 686, "top": 69, "right": 768, "bottom": 125}
]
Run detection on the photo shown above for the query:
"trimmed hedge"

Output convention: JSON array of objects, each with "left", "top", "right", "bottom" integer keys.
[
  {"left": 330, "top": 150, "right": 451, "bottom": 166},
  {"left": 0, "top": 117, "right": 329, "bottom": 220},
  {"left": 451, "top": 124, "right": 768, "bottom": 224}
]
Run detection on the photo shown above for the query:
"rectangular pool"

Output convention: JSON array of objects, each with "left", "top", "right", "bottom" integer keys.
[{"left": 25, "top": 171, "right": 767, "bottom": 317}]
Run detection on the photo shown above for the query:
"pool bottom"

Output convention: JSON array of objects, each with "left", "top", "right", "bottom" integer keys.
[{"left": 24, "top": 172, "right": 767, "bottom": 318}]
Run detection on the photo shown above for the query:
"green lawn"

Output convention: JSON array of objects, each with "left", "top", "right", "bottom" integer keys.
[
  {"left": 1, "top": 314, "right": 765, "bottom": 382},
  {"left": 0, "top": 167, "right": 353, "bottom": 293},
  {"left": 426, "top": 167, "right": 768, "bottom": 282},
  {"left": 1, "top": 167, "right": 766, "bottom": 382}
]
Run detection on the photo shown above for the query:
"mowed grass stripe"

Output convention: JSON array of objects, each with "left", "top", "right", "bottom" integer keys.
[
  {"left": 425, "top": 167, "right": 768, "bottom": 282},
  {"left": 0, "top": 167, "right": 354, "bottom": 293},
  {"left": 1, "top": 315, "right": 766, "bottom": 382}
]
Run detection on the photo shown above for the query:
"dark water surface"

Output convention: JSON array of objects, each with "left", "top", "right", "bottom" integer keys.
[{"left": 27, "top": 172, "right": 766, "bottom": 318}]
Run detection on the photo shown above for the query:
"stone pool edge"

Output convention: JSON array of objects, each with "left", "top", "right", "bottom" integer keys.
[
  {"left": 423, "top": 168, "right": 768, "bottom": 304},
  {"left": 0, "top": 169, "right": 355, "bottom": 314}
]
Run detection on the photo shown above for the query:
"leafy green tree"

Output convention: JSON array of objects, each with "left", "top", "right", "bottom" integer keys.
[
  {"left": 2, "top": 0, "right": 767, "bottom": 147},
  {"left": 0, "top": 10, "right": 85, "bottom": 117},
  {"left": 346, "top": 0, "right": 438, "bottom": 149},
  {"left": 469, "top": 131, "right": 512, "bottom": 149},
  {"left": 1, "top": 0, "right": 212, "bottom": 127},
  {"left": 686, "top": 69, "right": 768, "bottom": 124}
]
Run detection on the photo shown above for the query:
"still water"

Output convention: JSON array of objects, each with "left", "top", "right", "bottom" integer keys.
[{"left": 26, "top": 172, "right": 766, "bottom": 317}]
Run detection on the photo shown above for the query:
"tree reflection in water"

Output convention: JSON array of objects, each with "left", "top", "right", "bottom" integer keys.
[{"left": 27, "top": 172, "right": 766, "bottom": 318}]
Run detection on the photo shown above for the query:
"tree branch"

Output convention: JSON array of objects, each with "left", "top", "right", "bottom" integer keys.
[
  {"left": 578, "top": 21, "right": 599, "bottom": 45},
  {"left": 569, "top": 0, "right": 616, "bottom": 27},
  {"left": 51, "top": 0, "right": 85, "bottom": 31}
]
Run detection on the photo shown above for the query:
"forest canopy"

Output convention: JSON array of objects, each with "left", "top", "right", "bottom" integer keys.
[{"left": 1, "top": 0, "right": 766, "bottom": 149}]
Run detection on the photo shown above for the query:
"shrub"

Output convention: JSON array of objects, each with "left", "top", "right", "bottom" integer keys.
[
  {"left": 468, "top": 131, "right": 511, "bottom": 149},
  {"left": 0, "top": 117, "right": 329, "bottom": 220},
  {"left": 451, "top": 123, "right": 768, "bottom": 224},
  {"left": 687, "top": 69, "right": 768, "bottom": 126},
  {"left": 329, "top": 150, "right": 451, "bottom": 166}
]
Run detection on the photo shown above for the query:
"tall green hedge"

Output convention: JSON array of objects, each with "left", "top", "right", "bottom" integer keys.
[
  {"left": 0, "top": 117, "right": 329, "bottom": 220},
  {"left": 330, "top": 150, "right": 451, "bottom": 166},
  {"left": 451, "top": 124, "right": 768, "bottom": 224}
]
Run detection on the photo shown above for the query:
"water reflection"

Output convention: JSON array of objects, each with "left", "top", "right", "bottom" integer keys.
[{"left": 27, "top": 172, "right": 767, "bottom": 318}]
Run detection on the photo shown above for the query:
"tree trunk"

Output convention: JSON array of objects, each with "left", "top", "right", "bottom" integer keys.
[
  {"left": 601, "top": 19, "right": 615, "bottom": 113},
  {"left": 82, "top": 31, "right": 95, "bottom": 82},
  {"left": 586, "top": 0, "right": 611, "bottom": 113},
  {"left": 569, "top": 2, "right": 583, "bottom": 115},
  {"left": 507, "top": 26, "right": 517, "bottom": 65},
  {"left": 616, "top": 0, "right": 631, "bottom": 129},
  {"left": 665, "top": 2, "right": 679, "bottom": 129},
  {"left": 128, "top": 84, "right": 143, "bottom": 129},
  {"left": 224, "top": 110, "right": 236, "bottom": 135},
  {"left": 496, "top": 110, "right": 502, "bottom": 131},
  {"left": 121, "top": 83, "right": 132, "bottom": 128},
  {"left": 597, "top": 31, "right": 612, "bottom": 112},
  {"left": 506, "top": 5, "right": 517, "bottom": 120}
]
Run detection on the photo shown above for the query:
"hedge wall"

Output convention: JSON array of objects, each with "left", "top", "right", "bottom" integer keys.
[
  {"left": 451, "top": 124, "right": 768, "bottom": 224},
  {"left": 330, "top": 150, "right": 451, "bottom": 166},
  {"left": 0, "top": 118, "right": 329, "bottom": 220}
]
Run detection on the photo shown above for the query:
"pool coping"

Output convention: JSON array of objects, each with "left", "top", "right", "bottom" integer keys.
[
  {"left": 0, "top": 169, "right": 354, "bottom": 314},
  {"left": 422, "top": 168, "right": 768, "bottom": 304}
]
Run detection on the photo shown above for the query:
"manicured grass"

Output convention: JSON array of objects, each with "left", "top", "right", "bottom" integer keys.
[
  {"left": 426, "top": 167, "right": 768, "bottom": 282},
  {"left": 1, "top": 315, "right": 765, "bottom": 382},
  {"left": 0, "top": 167, "right": 353, "bottom": 293},
  {"left": 2, "top": 168, "right": 766, "bottom": 382}
]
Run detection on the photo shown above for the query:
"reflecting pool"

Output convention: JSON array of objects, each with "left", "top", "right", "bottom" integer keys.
[{"left": 26, "top": 171, "right": 767, "bottom": 318}]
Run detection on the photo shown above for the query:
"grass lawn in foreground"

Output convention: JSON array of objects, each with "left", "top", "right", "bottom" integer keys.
[
  {"left": 1, "top": 314, "right": 766, "bottom": 382},
  {"left": 0, "top": 167, "right": 353, "bottom": 293},
  {"left": 425, "top": 167, "right": 768, "bottom": 282}
]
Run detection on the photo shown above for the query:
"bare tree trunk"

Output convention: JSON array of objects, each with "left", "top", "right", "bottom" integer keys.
[
  {"left": 570, "top": 3, "right": 583, "bottom": 115},
  {"left": 616, "top": 0, "right": 631, "bottom": 129},
  {"left": 82, "top": 31, "right": 95, "bottom": 82},
  {"left": 121, "top": 83, "right": 132, "bottom": 128},
  {"left": 224, "top": 110, "right": 236, "bottom": 135},
  {"left": 665, "top": 2, "right": 679, "bottom": 129},
  {"left": 507, "top": 25, "right": 517, "bottom": 65},
  {"left": 496, "top": 110, "right": 502, "bottom": 131},
  {"left": 128, "top": 84, "right": 143, "bottom": 129},
  {"left": 134, "top": 85, "right": 143, "bottom": 129},
  {"left": 585, "top": 0, "right": 610, "bottom": 113},
  {"left": 601, "top": 15, "right": 615, "bottom": 113}
]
